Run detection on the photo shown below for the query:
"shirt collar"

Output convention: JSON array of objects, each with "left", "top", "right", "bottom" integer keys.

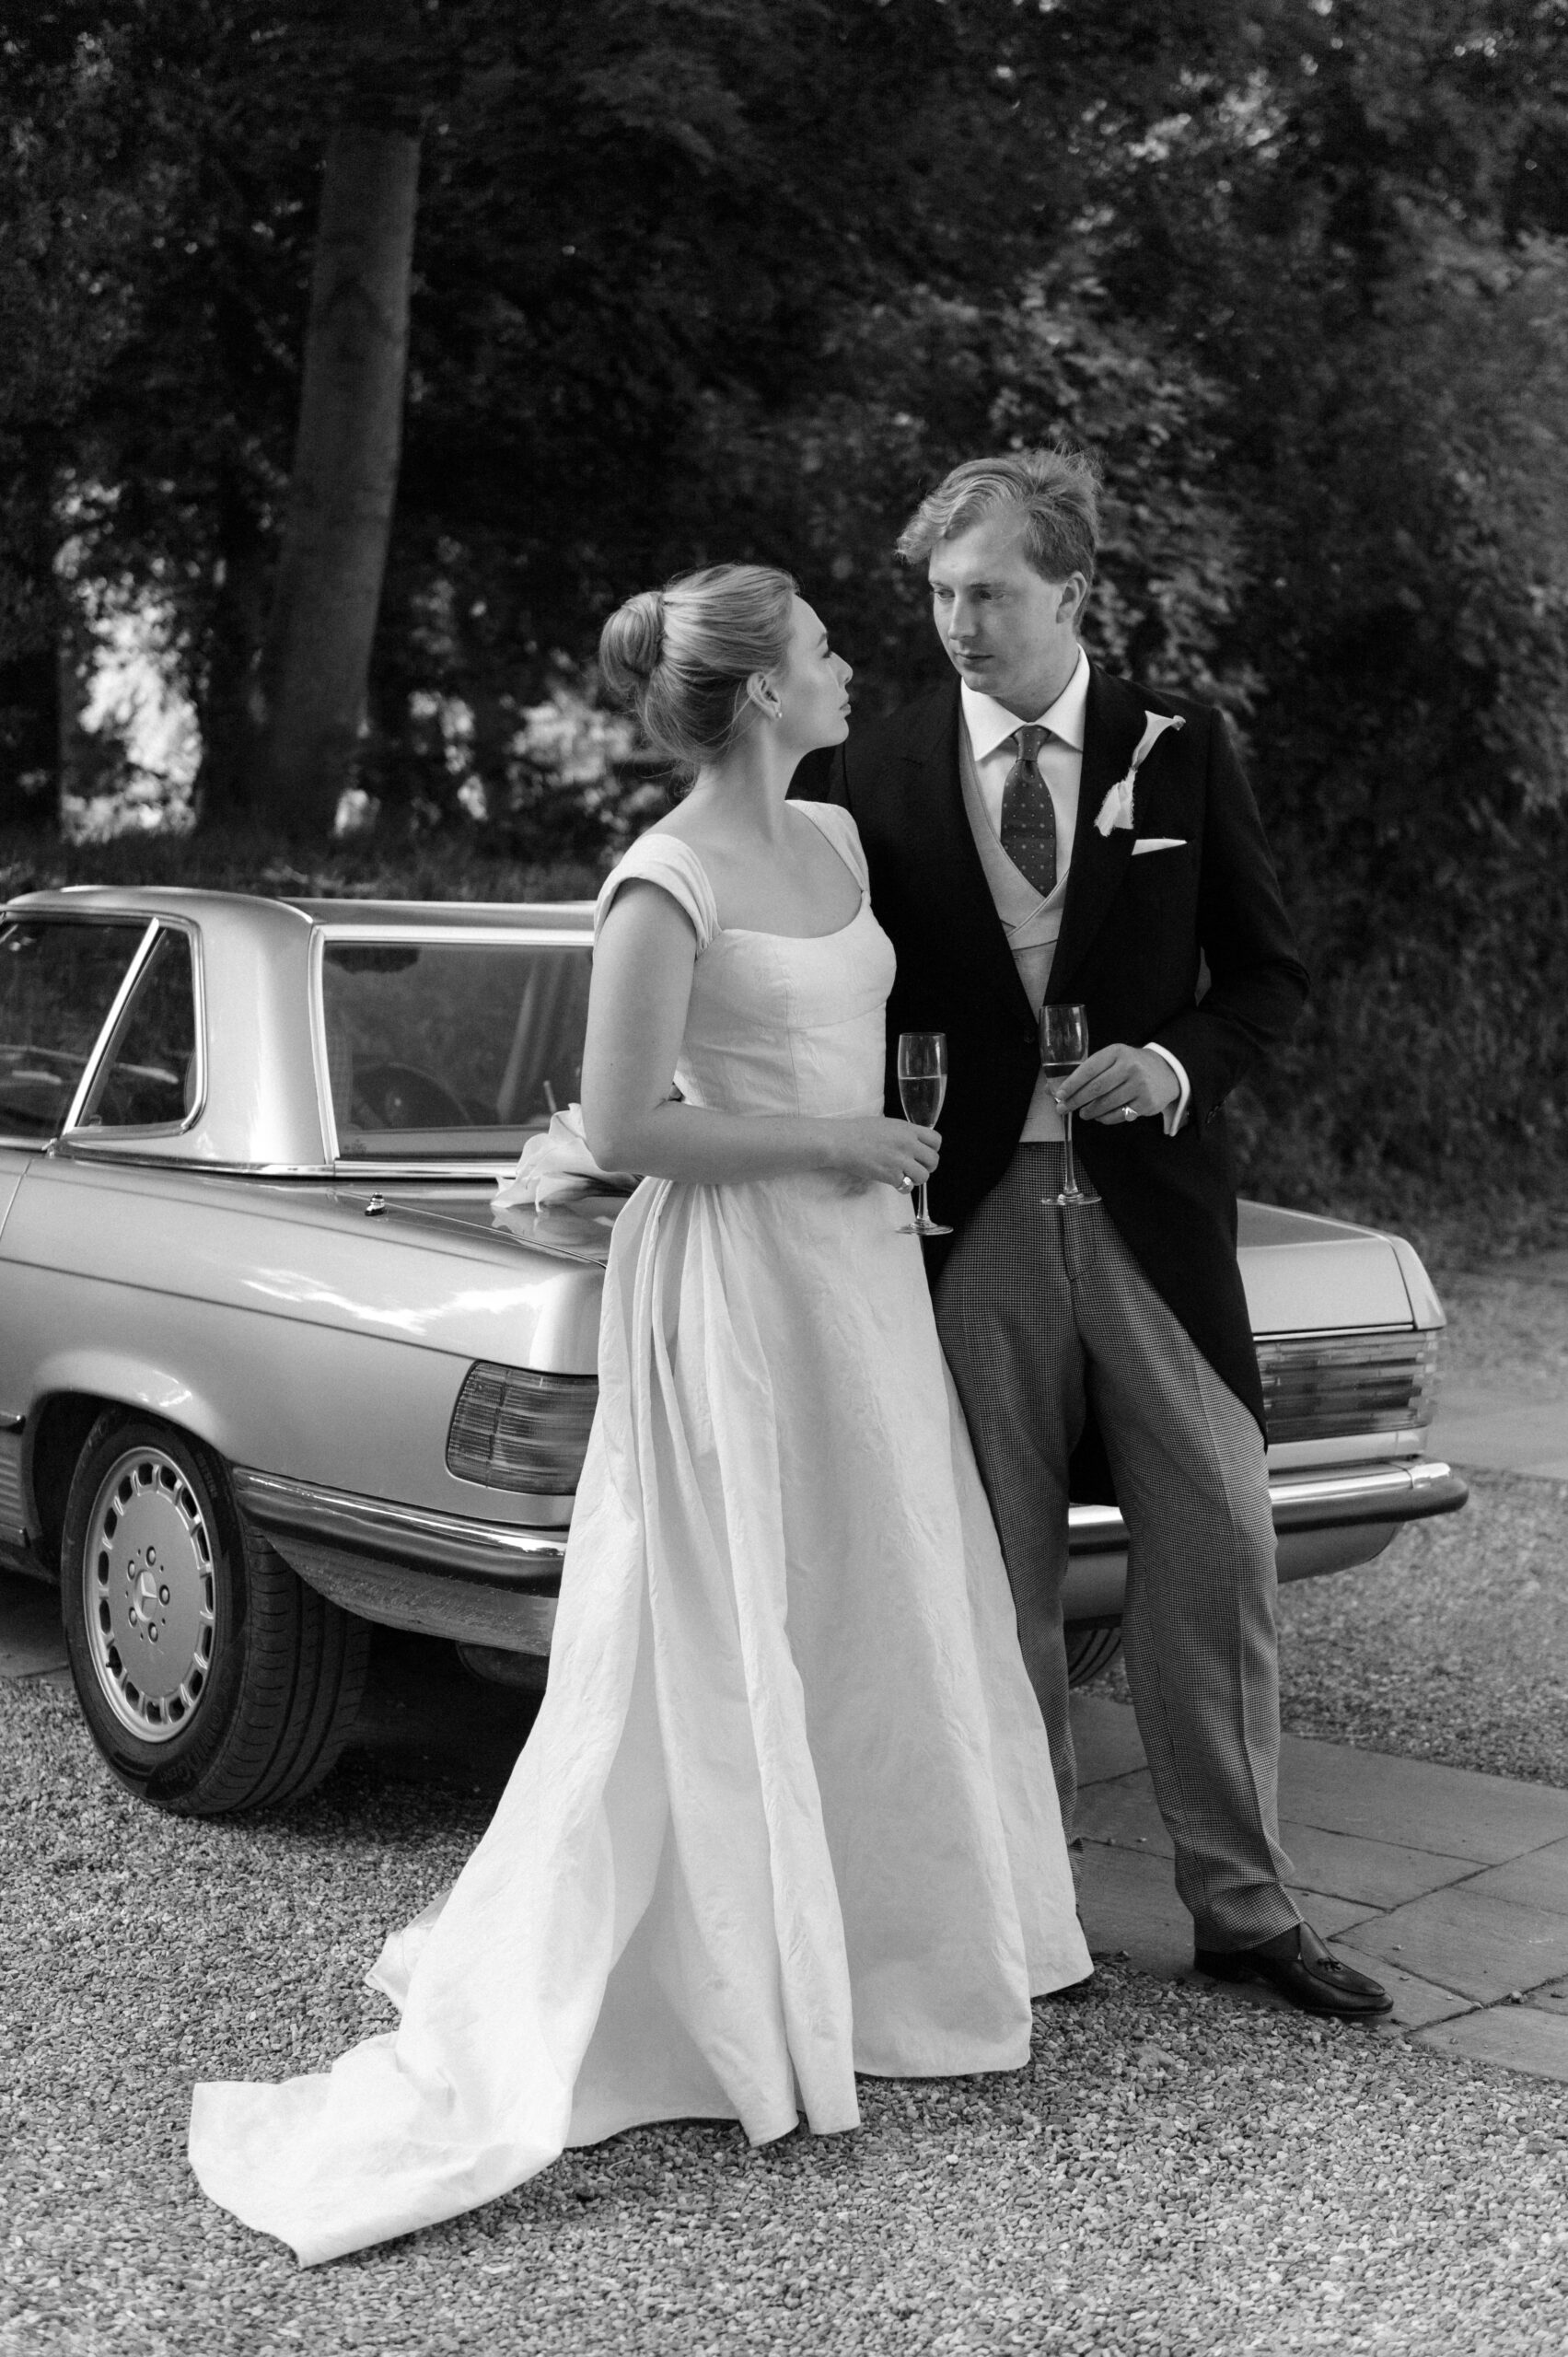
[{"left": 960, "top": 646, "right": 1091, "bottom": 762}]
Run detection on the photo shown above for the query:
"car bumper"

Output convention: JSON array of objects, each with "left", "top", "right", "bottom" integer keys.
[
  {"left": 235, "top": 1456, "right": 1469, "bottom": 1657},
  {"left": 1062, "top": 1456, "right": 1468, "bottom": 1620},
  {"left": 233, "top": 1468, "right": 569, "bottom": 1655}
]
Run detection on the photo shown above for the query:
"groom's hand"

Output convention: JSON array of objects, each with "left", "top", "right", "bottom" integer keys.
[{"left": 1055, "top": 1044, "right": 1179, "bottom": 1124}]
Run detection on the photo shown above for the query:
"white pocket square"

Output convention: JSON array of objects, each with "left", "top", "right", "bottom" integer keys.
[{"left": 1131, "top": 836, "right": 1187, "bottom": 855}]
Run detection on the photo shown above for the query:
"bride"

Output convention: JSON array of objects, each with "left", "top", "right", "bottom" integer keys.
[{"left": 189, "top": 563, "right": 1089, "bottom": 2267}]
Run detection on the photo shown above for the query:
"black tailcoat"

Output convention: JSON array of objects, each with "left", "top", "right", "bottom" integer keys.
[{"left": 794, "top": 666, "right": 1308, "bottom": 1434}]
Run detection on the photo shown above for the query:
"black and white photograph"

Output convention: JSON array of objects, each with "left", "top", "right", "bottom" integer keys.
[{"left": 3, "top": 3, "right": 1568, "bottom": 2351}]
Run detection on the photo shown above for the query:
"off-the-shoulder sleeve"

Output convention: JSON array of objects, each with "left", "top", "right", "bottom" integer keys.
[
  {"left": 594, "top": 834, "right": 721, "bottom": 952},
  {"left": 795, "top": 798, "right": 869, "bottom": 895}
]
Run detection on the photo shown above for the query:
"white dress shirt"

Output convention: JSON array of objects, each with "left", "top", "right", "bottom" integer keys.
[{"left": 957, "top": 652, "right": 1191, "bottom": 1140}]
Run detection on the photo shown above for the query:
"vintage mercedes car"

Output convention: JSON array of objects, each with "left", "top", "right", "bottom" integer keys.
[{"left": 0, "top": 886, "right": 1467, "bottom": 1817}]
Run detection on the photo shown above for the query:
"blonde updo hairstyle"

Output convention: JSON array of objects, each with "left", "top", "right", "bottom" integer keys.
[{"left": 598, "top": 563, "right": 797, "bottom": 781}]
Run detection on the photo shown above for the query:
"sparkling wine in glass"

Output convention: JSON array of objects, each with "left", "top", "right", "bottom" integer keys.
[
  {"left": 1038, "top": 1003, "right": 1100, "bottom": 1207},
  {"left": 896, "top": 1031, "right": 953, "bottom": 1237}
]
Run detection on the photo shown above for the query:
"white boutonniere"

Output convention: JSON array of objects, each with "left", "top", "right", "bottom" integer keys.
[{"left": 1093, "top": 711, "right": 1185, "bottom": 837}]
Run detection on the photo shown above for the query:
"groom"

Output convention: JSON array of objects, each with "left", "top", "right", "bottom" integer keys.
[{"left": 797, "top": 444, "right": 1390, "bottom": 2020}]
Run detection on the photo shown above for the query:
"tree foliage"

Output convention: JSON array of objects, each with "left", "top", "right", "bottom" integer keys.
[{"left": 4, "top": 0, "right": 1568, "bottom": 1205}]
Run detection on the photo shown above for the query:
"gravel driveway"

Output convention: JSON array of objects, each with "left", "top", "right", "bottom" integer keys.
[
  {"left": 7, "top": 1254, "right": 1568, "bottom": 2354},
  {"left": 5, "top": 1649, "right": 1568, "bottom": 2356},
  {"left": 1275, "top": 1468, "right": 1568, "bottom": 1785}
]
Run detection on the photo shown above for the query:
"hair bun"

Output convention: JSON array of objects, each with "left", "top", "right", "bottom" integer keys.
[
  {"left": 598, "top": 589, "right": 666, "bottom": 701},
  {"left": 595, "top": 563, "right": 797, "bottom": 782}
]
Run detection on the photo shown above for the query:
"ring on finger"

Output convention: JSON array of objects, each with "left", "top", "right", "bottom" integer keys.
[
  {"left": 898, "top": 1173, "right": 914, "bottom": 1191},
  {"left": 1121, "top": 1104, "right": 1137, "bottom": 1121}
]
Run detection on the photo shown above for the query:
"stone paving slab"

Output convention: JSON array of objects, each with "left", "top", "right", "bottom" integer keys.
[
  {"left": 1346, "top": 1885, "right": 1568, "bottom": 2005},
  {"left": 1076, "top": 1696, "right": 1568, "bottom": 1864},
  {"left": 0, "top": 1570, "right": 64, "bottom": 1680},
  {"left": 1290, "top": 1890, "right": 1384, "bottom": 1940},
  {"left": 1071, "top": 1693, "right": 1568, "bottom": 2081},
  {"left": 1076, "top": 1695, "right": 1149, "bottom": 1784},
  {"left": 1461, "top": 1836, "right": 1568, "bottom": 1915},
  {"left": 1416, "top": 2005, "right": 1568, "bottom": 2084},
  {"left": 1076, "top": 1765, "right": 1483, "bottom": 1910},
  {"left": 1074, "top": 1770, "right": 1173, "bottom": 1853},
  {"left": 1275, "top": 1818, "right": 1482, "bottom": 1911},
  {"left": 1275, "top": 1730, "right": 1568, "bottom": 1863},
  {"left": 1075, "top": 1841, "right": 1193, "bottom": 1980}
]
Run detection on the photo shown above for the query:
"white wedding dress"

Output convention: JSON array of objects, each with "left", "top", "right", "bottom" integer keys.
[{"left": 189, "top": 803, "right": 1088, "bottom": 2267}]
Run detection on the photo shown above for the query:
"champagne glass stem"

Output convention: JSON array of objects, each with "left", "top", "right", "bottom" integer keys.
[{"left": 1061, "top": 1109, "right": 1081, "bottom": 1201}]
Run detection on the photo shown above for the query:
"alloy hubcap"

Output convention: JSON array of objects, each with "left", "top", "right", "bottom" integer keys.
[{"left": 83, "top": 1447, "right": 216, "bottom": 1744}]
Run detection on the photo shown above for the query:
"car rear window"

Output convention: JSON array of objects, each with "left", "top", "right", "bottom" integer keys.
[
  {"left": 0, "top": 917, "right": 148, "bottom": 1140},
  {"left": 321, "top": 937, "right": 592, "bottom": 1162}
]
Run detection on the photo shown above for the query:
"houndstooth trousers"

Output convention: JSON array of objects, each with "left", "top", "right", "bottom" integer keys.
[{"left": 935, "top": 1144, "right": 1301, "bottom": 1951}]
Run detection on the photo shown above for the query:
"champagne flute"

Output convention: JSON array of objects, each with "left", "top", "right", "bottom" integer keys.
[
  {"left": 1039, "top": 1003, "right": 1100, "bottom": 1207},
  {"left": 896, "top": 1031, "right": 953, "bottom": 1237}
]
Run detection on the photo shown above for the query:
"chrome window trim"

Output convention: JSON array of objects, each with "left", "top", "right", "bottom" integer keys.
[
  {"left": 61, "top": 916, "right": 208, "bottom": 1144},
  {"left": 309, "top": 921, "right": 594, "bottom": 1168},
  {"left": 44, "top": 1148, "right": 525, "bottom": 1180},
  {"left": 314, "top": 923, "right": 594, "bottom": 949},
  {"left": 50, "top": 1146, "right": 334, "bottom": 1177},
  {"left": 330, "top": 1158, "right": 528, "bottom": 1183},
  {"left": 308, "top": 923, "right": 338, "bottom": 1162}
]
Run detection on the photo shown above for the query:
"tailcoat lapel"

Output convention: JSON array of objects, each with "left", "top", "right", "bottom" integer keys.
[{"left": 1047, "top": 666, "right": 1146, "bottom": 1003}]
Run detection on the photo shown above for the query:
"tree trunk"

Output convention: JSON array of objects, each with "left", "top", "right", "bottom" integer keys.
[
  {"left": 248, "top": 125, "right": 419, "bottom": 840},
  {"left": 0, "top": 644, "right": 60, "bottom": 830},
  {"left": 192, "top": 469, "right": 269, "bottom": 829}
]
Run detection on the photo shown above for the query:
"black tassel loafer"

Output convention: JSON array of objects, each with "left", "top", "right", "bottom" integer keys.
[{"left": 1193, "top": 1922, "right": 1393, "bottom": 2019}]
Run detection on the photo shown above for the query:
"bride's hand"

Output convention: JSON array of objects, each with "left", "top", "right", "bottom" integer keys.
[{"left": 821, "top": 1117, "right": 941, "bottom": 1193}]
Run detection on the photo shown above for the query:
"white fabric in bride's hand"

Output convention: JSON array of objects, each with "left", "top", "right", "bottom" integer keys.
[
  {"left": 493, "top": 1104, "right": 638, "bottom": 1208},
  {"left": 189, "top": 807, "right": 1089, "bottom": 2269}
]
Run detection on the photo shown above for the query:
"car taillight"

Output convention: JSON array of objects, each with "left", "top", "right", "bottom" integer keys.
[
  {"left": 446, "top": 1363, "right": 598, "bottom": 1493},
  {"left": 1256, "top": 1329, "right": 1441, "bottom": 1446}
]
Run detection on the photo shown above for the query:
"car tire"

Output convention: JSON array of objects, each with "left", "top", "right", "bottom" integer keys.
[
  {"left": 60, "top": 1412, "right": 370, "bottom": 1817},
  {"left": 1064, "top": 1625, "right": 1123, "bottom": 1687}
]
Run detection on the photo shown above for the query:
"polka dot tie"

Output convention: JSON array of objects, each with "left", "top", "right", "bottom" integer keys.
[{"left": 999, "top": 724, "right": 1057, "bottom": 897}]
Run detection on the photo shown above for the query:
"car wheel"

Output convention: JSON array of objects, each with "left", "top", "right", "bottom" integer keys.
[
  {"left": 60, "top": 1412, "right": 370, "bottom": 1817},
  {"left": 1064, "top": 1625, "right": 1123, "bottom": 1687}
]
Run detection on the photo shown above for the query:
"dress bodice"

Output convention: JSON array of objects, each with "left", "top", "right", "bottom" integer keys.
[{"left": 595, "top": 803, "right": 895, "bottom": 1121}]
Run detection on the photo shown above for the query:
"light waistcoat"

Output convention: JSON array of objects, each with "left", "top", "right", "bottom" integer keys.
[{"left": 957, "top": 656, "right": 1091, "bottom": 1142}]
